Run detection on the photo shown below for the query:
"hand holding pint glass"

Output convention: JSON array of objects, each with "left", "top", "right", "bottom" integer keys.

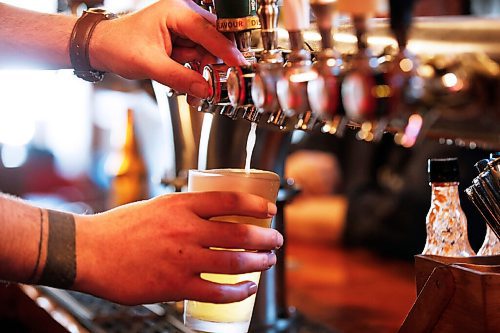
[{"left": 184, "top": 169, "right": 281, "bottom": 333}]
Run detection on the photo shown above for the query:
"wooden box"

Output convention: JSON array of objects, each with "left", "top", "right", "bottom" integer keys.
[{"left": 399, "top": 255, "right": 500, "bottom": 333}]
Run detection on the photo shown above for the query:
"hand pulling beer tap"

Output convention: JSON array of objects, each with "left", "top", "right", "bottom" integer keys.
[
  {"left": 201, "top": 0, "right": 261, "bottom": 118},
  {"left": 338, "top": 0, "right": 388, "bottom": 142},
  {"left": 250, "top": 0, "right": 287, "bottom": 128},
  {"left": 307, "top": 0, "right": 346, "bottom": 136},
  {"left": 227, "top": 0, "right": 283, "bottom": 123},
  {"left": 277, "top": 0, "right": 318, "bottom": 131}
]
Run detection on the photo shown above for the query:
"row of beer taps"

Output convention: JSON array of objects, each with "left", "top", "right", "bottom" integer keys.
[{"left": 181, "top": 0, "right": 499, "bottom": 148}]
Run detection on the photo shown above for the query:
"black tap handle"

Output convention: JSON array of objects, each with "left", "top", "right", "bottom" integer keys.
[{"left": 389, "top": 0, "right": 416, "bottom": 50}]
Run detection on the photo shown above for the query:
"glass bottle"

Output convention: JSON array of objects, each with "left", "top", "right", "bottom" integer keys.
[
  {"left": 477, "top": 226, "right": 500, "bottom": 256},
  {"left": 107, "top": 109, "right": 149, "bottom": 208},
  {"left": 422, "top": 158, "right": 475, "bottom": 257}
]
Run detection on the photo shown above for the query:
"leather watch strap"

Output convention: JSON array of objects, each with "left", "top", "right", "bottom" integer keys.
[{"left": 69, "top": 8, "right": 117, "bottom": 82}]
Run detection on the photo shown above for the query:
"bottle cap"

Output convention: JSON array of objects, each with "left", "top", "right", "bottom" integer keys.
[{"left": 428, "top": 158, "right": 459, "bottom": 183}]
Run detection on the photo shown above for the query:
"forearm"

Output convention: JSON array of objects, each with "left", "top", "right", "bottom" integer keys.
[
  {"left": 0, "top": 193, "right": 46, "bottom": 283},
  {"left": 0, "top": 3, "right": 76, "bottom": 69}
]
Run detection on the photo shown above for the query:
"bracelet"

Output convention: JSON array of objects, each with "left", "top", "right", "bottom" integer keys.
[
  {"left": 38, "top": 210, "right": 77, "bottom": 289},
  {"left": 69, "top": 8, "right": 117, "bottom": 83}
]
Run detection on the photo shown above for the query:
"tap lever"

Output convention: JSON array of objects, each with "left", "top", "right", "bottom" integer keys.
[
  {"left": 277, "top": 0, "right": 314, "bottom": 118},
  {"left": 389, "top": 0, "right": 416, "bottom": 51},
  {"left": 310, "top": 0, "right": 337, "bottom": 50},
  {"left": 283, "top": 0, "right": 310, "bottom": 33},
  {"left": 337, "top": 0, "right": 377, "bottom": 53},
  {"left": 258, "top": 0, "right": 280, "bottom": 51}
]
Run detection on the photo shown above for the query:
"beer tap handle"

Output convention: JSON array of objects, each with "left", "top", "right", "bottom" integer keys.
[
  {"left": 310, "top": 0, "right": 336, "bottom": 50},
  {"left": 389, "top": 0, "right": 416, "bottom": 51},
  {"left": 258, "top": 0, "right": 280, "bottom": 52},
  {"left": 337, "top": 0, "right": 377, "bottom": 53},
  {"left": 214, "top": 0, "right": 260, "bottom": 59},
  {"left": 283, "top": 0, "right": 310, "bottom": 51}
]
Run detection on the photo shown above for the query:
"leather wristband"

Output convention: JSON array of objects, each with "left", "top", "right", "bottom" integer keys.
[{"left": 69, "top": 8, "right": 117, "bottom": 82}]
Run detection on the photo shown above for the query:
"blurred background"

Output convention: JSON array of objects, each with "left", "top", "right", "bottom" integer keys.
[{"left": 0, "top": 0, "right": 498, "bottom": 262}]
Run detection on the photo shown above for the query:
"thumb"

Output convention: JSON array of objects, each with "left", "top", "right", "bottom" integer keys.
[{"left": 149, "top": 56, "right": 210, "bottom": 99}]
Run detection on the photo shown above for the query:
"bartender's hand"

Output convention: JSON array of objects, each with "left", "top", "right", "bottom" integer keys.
[
  {"left": 90, "top": 0, "right": 246, "bottom": 98},
  {"left": 1, "top": 0, "right": 244, "bottom": 98},
  {"left": 74, "top": 192, "right": 282, "bottom": 305}
]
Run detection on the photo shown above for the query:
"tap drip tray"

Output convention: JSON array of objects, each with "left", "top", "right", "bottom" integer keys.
[{"left": 16, "top": 285, "right": 337, "bottom": 333}]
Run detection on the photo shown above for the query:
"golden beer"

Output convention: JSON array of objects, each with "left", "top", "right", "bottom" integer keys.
[{"left": 184, "top": 169, "right": 280, "bottom": 333}]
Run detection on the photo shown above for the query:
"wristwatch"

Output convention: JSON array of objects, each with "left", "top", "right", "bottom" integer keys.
[{"left": 69, "top": 8, "right": 117, "bottom": 82}]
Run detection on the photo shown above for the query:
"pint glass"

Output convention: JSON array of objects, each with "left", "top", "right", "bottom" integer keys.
[{"left": 184, "top": 168, "right": 280, "bottom": 333}]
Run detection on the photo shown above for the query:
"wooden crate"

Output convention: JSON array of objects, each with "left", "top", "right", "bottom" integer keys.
[{"left": 399, "top": 255, "right": 500, "bottom": 333}]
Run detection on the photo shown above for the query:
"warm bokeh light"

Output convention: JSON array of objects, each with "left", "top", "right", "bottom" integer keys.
[
  {"left": 417, "top": 64, "right": 435, "bottom": 78},
  {"left": 442, "top": 72, "right": 458, "bottom": 88},
  {"left": 399, "top": 58, "right": 414, "bottom": 72}
]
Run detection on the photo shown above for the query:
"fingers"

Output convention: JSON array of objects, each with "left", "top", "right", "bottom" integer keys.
[
  {"left": 148, "top": 56, "right": 210, "bottom": 99},
  {"left": 186, "top": 0, "right": 217, "bottom": 26},
  {"left": 175, "top": 11, "right": 248, "bottom": 67},
  {"left": 187, "top": 192, "right": 277, "bottom": 220},
  {"left": 170, "top": 46, "right": 217, "bottom": 69},
  {"left": 170, "top": 47, "right": 204, "bottom": 65},
  {"left": 198, "top": 220, "right": 283, "bottom": 251},
  {"left": 186, "top": 279, "right": 258, "bottom": 304},
  {"left": 194, "top": 249, "right": 276, "bottom": 274}
]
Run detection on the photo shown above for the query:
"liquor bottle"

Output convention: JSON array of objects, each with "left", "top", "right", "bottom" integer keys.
[
  {"left": 422, "top": 158, "right": 475, "bottom": 257},
  {"left": 107, "top": 109, "right": 149, "bottom": 208},
  {"left": 477, "top": 226, "right": 500, "bottom": 256}
]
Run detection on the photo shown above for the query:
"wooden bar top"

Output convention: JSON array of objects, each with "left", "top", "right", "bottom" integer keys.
[{"left": 285, "top": 241, "right": 417, "bottom": 333}]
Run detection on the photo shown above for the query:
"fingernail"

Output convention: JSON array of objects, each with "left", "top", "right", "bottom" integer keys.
[
  {"left": 267, "top": 252, "right": 277, "bottom": 268},
  {"left": 275, "top": 231, "right": 284, "bottom": 249},
  {"left": 190, "top": 81, "right": 209, "bottom": 99},
  {"left": 267, "top": 202, "right": 277, "bottom": 217},
  {"left": 248, "top": 283, "right": 258, "bottom": 296}
]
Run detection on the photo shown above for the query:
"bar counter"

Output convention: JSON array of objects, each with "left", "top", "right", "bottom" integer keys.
[
  {"left": 286, "top": 241, "right": 416, "bottom": 333},
  {"left": 0, "top": 240, "right": 417, "bottom": 333}
]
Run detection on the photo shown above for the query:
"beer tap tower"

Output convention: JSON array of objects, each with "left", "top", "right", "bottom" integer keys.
[{"left": 201, "top": 0, "right": 261, "bottom": 112}]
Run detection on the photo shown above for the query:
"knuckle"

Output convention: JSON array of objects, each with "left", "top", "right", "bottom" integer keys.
[
  {"left": 260, "top": 253, "right": 269, "bottom": 269},
  {"left": 229, "top": 253, "right": 246, "bottom": 272},
  {"left": 233, "top": 225, "right": 251, "bottom": 244},
  {"left": 223, "top": 192, "right": 243, "bottom": 211},
  {"left": 210, "top": 285, "right": 232, "bottom": 303}
]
